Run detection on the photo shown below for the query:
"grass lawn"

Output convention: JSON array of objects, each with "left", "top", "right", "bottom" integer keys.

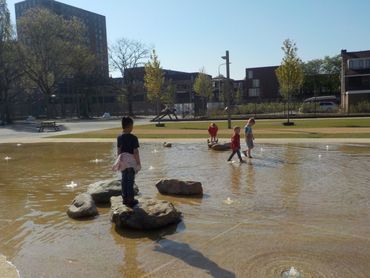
[{"left": 51, "top": 118, "right": 370, "bottom": 139}]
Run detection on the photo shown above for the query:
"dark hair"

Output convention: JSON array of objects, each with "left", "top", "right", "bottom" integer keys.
[{"left": 121, "top": 116, "right": 134, "bottom": 129}]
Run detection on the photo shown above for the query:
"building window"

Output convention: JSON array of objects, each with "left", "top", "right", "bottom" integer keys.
[
  {"left": 247, "top": 70, "right": 253, "bottom": 79},
  {"left": 248, "top": 88, "right": 260, "bottom": 97},
  {"left": 252, "top": 79, "right": 260, "bottom": 87},
  {"left": 348, "top": 58, "right": 370, "bottom": 70}
]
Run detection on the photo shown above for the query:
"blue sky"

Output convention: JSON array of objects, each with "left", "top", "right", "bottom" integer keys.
[{"left": 6, "top": 0, "right": 370, "bottom": 79}]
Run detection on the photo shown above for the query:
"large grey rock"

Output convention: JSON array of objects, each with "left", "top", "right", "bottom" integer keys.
[
  {"left": 110, "top": 196, "right": 182, "bottom": 230},
  {"left": 87, "top": 179, "right": 139, "bottom": 204},
  {"left": 155, "top": 179, "right": 203, "bottom": 196},
  {"left": 211, "top": 142, "right": 231, "bottom": 151},
  {"left": 67, "top": 193, "right": 98, "bottom": 219}
]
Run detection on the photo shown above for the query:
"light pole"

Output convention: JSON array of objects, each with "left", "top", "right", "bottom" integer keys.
[{"left": 222, "top": 50, "right": 231, "bottom": 129}]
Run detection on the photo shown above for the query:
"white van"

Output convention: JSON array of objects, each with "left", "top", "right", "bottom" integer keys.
[{"left": 318, "top": 101, "right": 338, "bottom": 112}]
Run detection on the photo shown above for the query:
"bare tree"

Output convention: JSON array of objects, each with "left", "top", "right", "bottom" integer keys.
[{"left": 109, "top": 38, "right": 152, "bottom": 115}]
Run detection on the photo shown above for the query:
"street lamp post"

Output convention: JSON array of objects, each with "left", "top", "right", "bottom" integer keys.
[{"left": 222, "top": 50, "right": 231, "bottom": 129}]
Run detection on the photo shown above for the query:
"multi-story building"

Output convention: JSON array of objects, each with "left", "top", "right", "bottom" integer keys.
[
  {"left": 15, "top": 0, "right": 108, "bottom": 78},
  {"left": 341, "top": 49, "right": 370, "bottom": 112},
  {"left": 124, "top": 67, "right": 204, "bottom": 116},
  {"left": 245, "top": 66, "right": 280, "bottom": 101}
]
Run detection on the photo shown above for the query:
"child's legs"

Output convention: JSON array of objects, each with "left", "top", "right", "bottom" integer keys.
[
  {"left": 247, "top": 140, "right": 254, "bottom": 157},
  {"left": 228, "top": 150, "right": 236, "bottom": 161},
  {"left": 121, "top": 168, "right": 135, "bottom": 200},
  {"left": 236, "top": 149, "right": 243, "bottom": 161}
]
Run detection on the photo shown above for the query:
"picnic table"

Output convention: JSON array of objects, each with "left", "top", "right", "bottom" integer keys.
[{"left": 38, "top": 121, "right": 61, "bottom": 132}]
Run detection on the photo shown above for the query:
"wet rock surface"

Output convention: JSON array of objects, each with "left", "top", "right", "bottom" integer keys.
[
  {"left": 67, "top": 193, "right": 98, "bottom": 219},
  {"left": 87, "top": 179, "right": 139, "bottom": 204},
  {"left": 155, "top": 179, "right": 203, "bottom": 196},
  {"left": 110, "top": 196, "right": 182, "bottom": 230}
]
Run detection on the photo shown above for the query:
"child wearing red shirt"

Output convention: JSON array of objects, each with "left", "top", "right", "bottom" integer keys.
[
  {"left": 208, "top": 122, "right": 218, "bottom": 143},
  {"left": 227, "top": 126, "right": 245, "bottom": 163}
]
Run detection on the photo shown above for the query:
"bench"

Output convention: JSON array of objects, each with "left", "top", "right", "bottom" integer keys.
[{"left": 38, "top": 121, "right": 61, "bottom": 132}]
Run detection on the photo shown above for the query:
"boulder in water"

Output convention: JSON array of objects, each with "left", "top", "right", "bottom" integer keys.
[
  {"left": 67, "top": 193, "right": 98, "bottom": 219},
  {"left": 110, "top": 196, "right": 182, "bottom": 230},
  {"left": 87, "top": 179, "right": 139, "bottom": 204},
  {"left": 155, "top": 179, "right": 203, "bottom": 196}
]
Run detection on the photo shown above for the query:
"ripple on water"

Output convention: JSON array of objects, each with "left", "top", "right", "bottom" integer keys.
[{"left": 241, "top": 251, "right": 363, "bottom": 278}]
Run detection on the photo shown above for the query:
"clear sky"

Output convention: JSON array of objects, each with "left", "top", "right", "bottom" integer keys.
[{"left": 6, "top": 0, "right": 370, "bottom": 79}]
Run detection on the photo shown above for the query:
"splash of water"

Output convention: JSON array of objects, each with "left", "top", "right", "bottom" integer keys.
[
  {"left": 318, "top": 154, "right": 322, "bottom": 159},
  {"left": 282, "top": 266, "right": 301, "bottom": 278},
  {"left": 4, "top": 156, "right": 11, "bottom": 161},
  {"left": 90, "top": 158, "right": 103, "bottom": 163},
  {"left": 326, "top": 145, "right": 329, "bottom": 150},
  {"left": 16, "top": 144, "right": 22, "bottom": 147},
  {"left": 149, "top": 166, "right": 154, "bottom": 170},
  {"left": 66, "top": 181, "right": 78, "bottom": 188},
  {"left": 224, "top": 197, "right": 234, "bottom": 205}
]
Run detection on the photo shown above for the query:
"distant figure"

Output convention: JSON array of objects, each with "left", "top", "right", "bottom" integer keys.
[
  {"left": 243, "top": 118, "right": 255, "bottom": 158},
  {"left": 208, "top": 122, "right": 218, "bottom": 143},
  {"left": 227, "top": 126, "right": 245, "bottom": 163},
  {"left": 116, "top": 116, "right": 141, "bottom": 208}
]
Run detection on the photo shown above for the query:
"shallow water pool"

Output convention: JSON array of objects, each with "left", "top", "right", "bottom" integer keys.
[{"left": 0, "top": 142, "right": 370, "bottom": 277}]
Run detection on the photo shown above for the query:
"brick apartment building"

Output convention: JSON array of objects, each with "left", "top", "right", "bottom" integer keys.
[
  {"left": 124, "top": 67, "right": 203, "bottom": 116},
  {"left": 245, "top": 66, "right": 280, "bottom": 101},
  {"left": 341, "top": 49, "right": 370, "bottom": 112}
]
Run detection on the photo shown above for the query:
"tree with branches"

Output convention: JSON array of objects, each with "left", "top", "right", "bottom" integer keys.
[
  {"left": 193, "top": 67, "right": 212, "bottom": 116},
  {"left": 109, "top": 38, "right": 151, "bottom": 115},
  {"left": 17, "top": 7, "right": 93, "bottom": 118},
  {"left": 276, "top": 39, "right": 304, "bottom": 125},
  {"left": 144, "top": 50, "right": 164, "bottom": 116}
]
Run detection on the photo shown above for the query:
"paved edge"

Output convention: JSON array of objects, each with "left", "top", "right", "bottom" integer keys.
[{"left": 0, "top": 255, "right": 20, "bottom": 278}]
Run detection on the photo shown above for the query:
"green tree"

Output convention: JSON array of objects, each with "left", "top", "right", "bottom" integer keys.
[
  {"left": 0, "top": 0, "right": 22, "bottom": 124},
  {"left": 144, "top": 50, "right": 164, "bottom": 115},
  {"left": 17, "top": 7, "right": 92, "bottom": 118},
  {"left": 302, "top": 55, "right": 341, "bottom": 99},
  {"left": 276, "top": 39, "right": 304, "bottom": 124},
  {"left": 162, "top": 79, "right": 176, "bottom": 107},
  {"left": 193, "top": 67, "right": 212, "bottom": 116},
  {"left": 109, "top": 38, "right": 151, "bottom": 115}
]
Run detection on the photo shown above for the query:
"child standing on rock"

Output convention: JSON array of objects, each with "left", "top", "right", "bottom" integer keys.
[
  {"left": 227, "top": 126, "right": 245, "bottom": 163},
  {"left": 115, "top": 116, "right": 141, "bottom": 208}
]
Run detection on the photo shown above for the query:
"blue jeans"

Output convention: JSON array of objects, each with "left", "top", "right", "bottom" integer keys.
[
  {"left": 121, "top": 168, "right": 135, "bottom": 199},
  {"left": 228, "top": 149, "right": 243, "bottom": 161}
]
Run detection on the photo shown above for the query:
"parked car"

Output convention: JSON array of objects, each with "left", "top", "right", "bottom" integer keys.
[
  {"left": 299, "top": 101, "right": 338, "bottom": 113},
  {"left": 318, "top": 101, "right": 338, "bottom": 112}
]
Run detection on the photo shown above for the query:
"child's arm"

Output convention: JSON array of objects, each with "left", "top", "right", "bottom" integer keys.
[{"left": 133, "top": 148, "right": 141, "bottom": 172}]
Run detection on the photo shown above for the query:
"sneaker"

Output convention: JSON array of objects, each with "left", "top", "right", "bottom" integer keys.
[
  {"left": 242, "top": 151, "right": 247, "bottom": 156},
  {"left": 248, "top": 155, "right": 253, "bottom": 158}
]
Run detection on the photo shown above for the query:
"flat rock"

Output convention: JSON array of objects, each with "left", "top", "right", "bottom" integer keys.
[
  {"left": 67, "top": 193, "right": 98, "bottom": 219},
  {"left": 211, "top": 142, "right": 231, "bottom": 151},
  {"left": 110, "top": 196, "right": 182, "bottom": 230},
  {"left": 155, "top": 179, "right": 203, "bottom": 196},
  {"left": 87, "top": 179, "right": 139, "bottom": 204}
]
